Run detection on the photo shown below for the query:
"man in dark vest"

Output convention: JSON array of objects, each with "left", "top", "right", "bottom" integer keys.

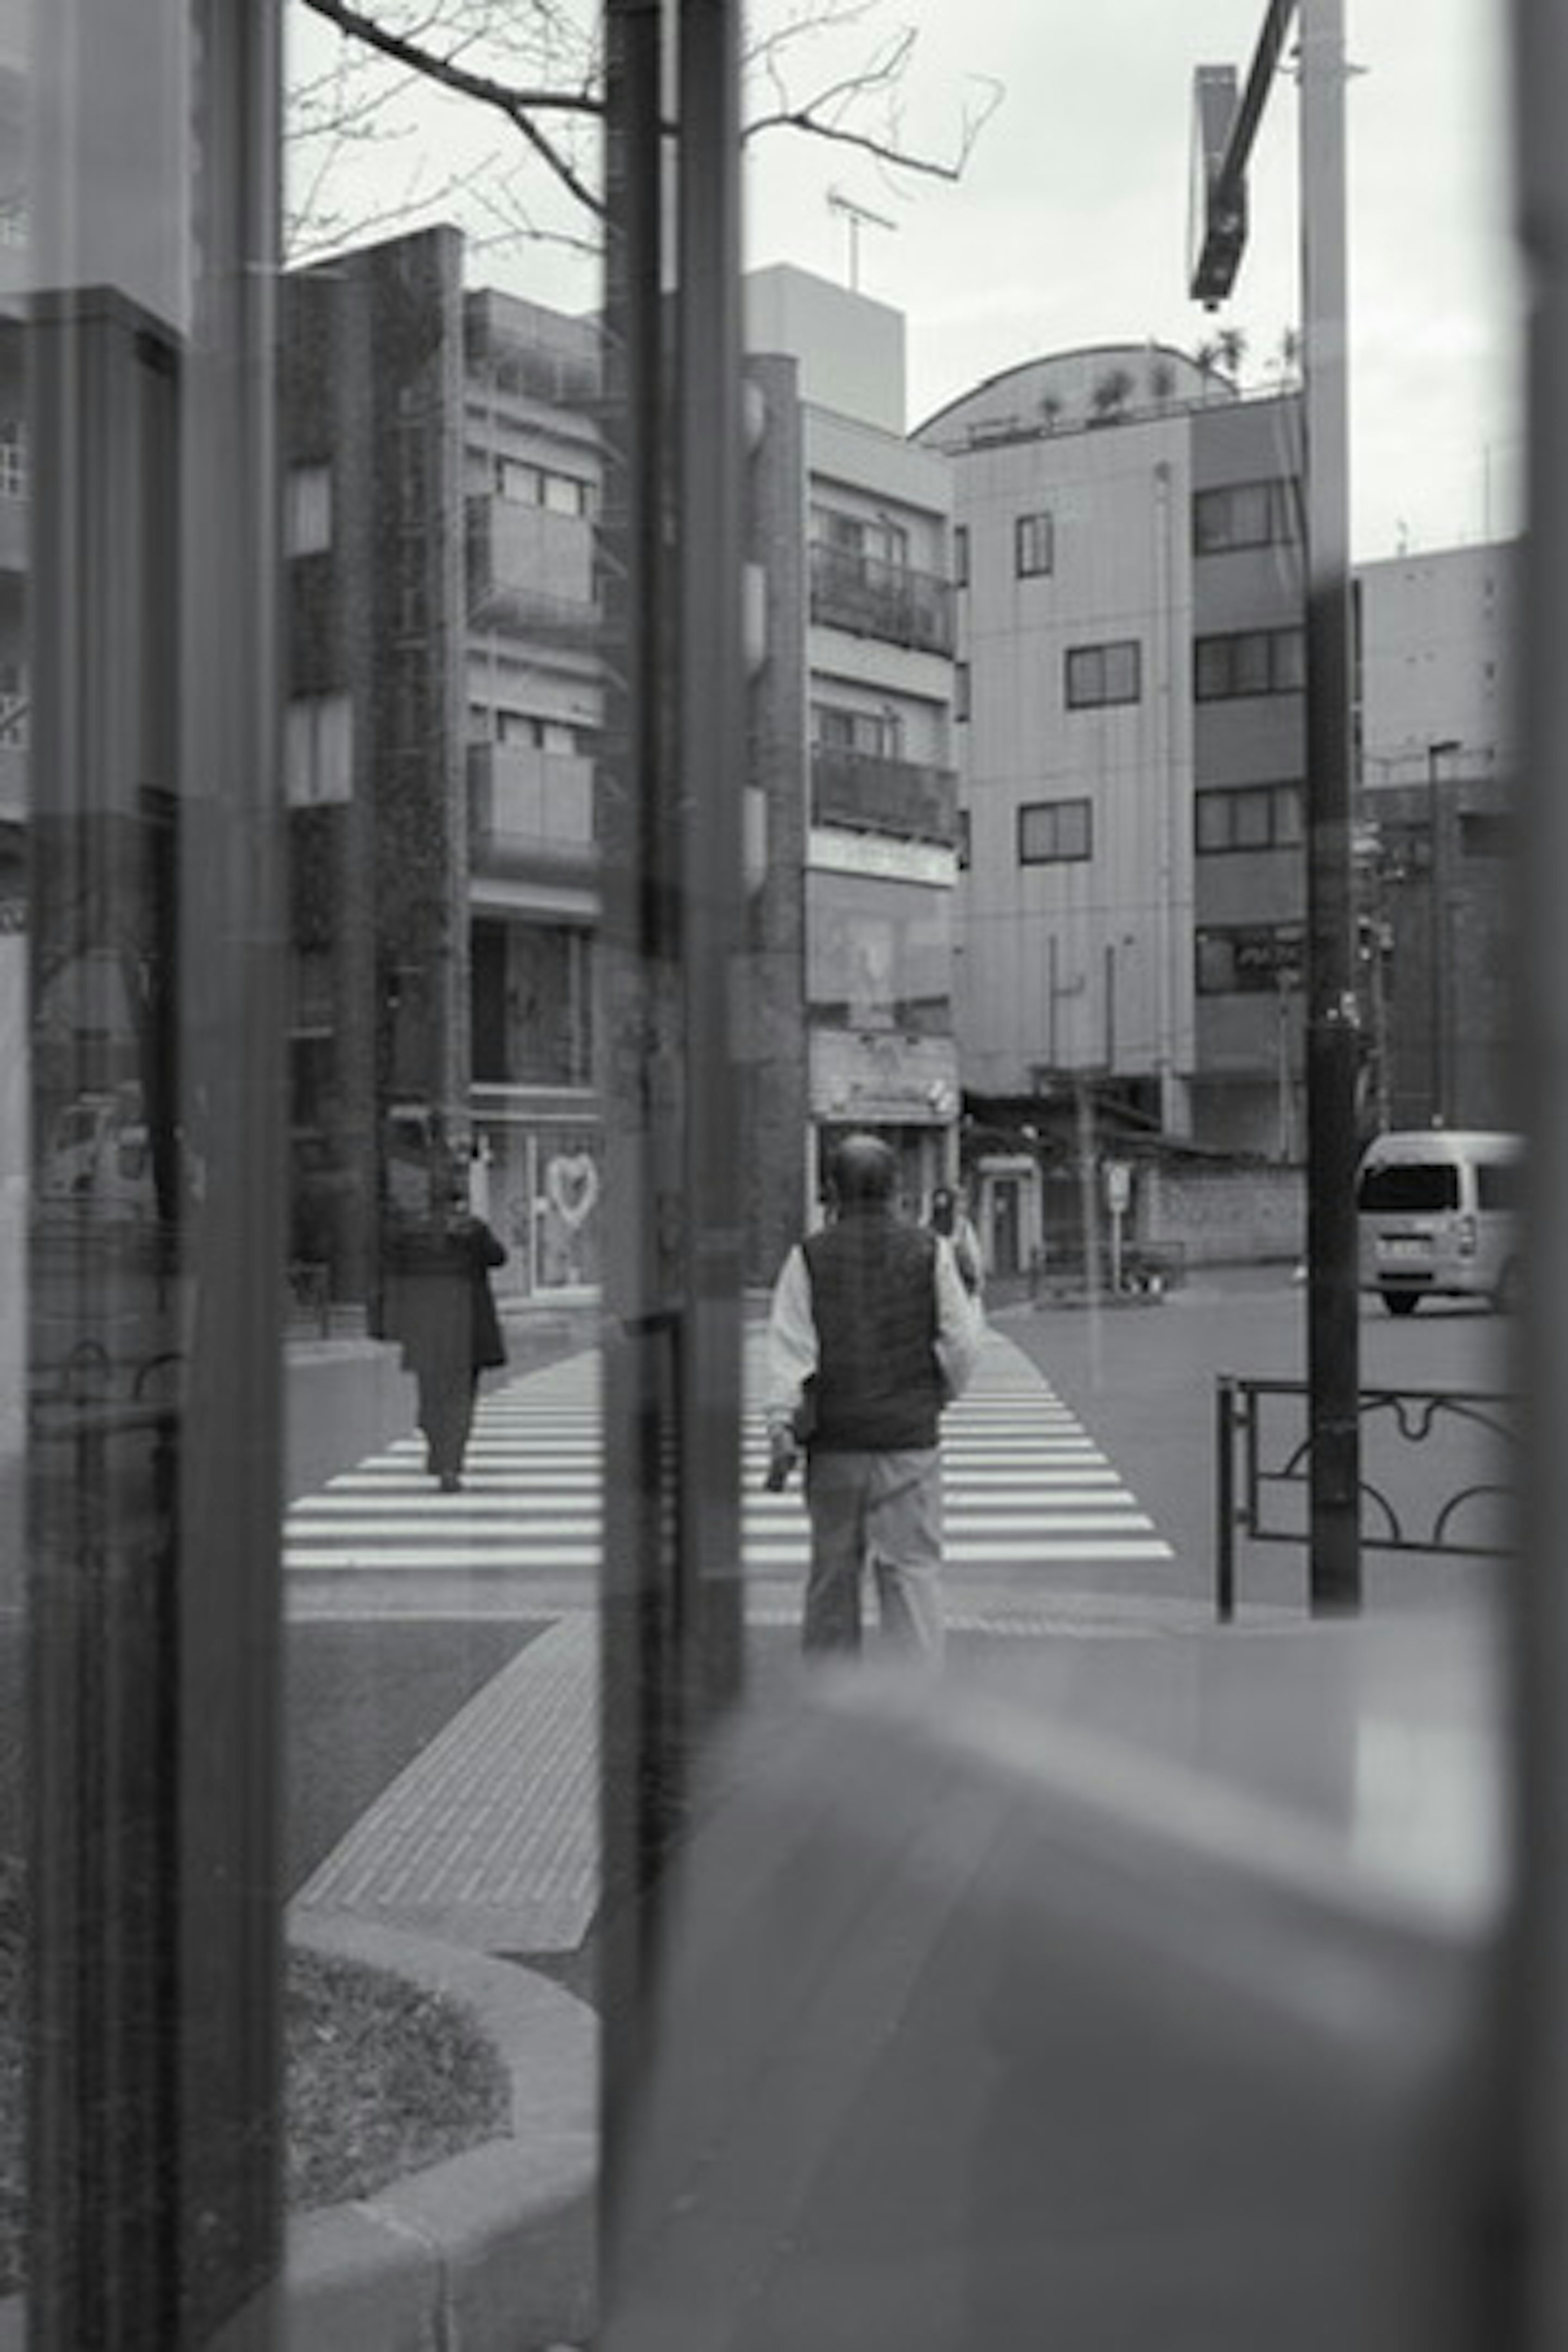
[{"left": 765, "top": 1131, "right": 982, "bottom": 1659}]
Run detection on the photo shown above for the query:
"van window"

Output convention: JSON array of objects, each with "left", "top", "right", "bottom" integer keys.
[
  {"left": 1357, "top": 1162, "right": 1460, "bottom": 1213},
  {"left": 1478, "top": 1159, "right": 1523, "bottom": 1212}
]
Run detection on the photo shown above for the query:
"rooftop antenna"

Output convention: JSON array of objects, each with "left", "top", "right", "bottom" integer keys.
[{"left": 827, "top": 187, "right": 898, "bottom": 292}]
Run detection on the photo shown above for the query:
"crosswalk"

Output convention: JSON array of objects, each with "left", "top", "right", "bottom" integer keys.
[{"left": 284, "top": 1328, "right": 1173, "bottom": 1582}]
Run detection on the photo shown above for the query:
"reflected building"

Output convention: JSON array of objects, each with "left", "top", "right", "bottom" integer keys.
[
  {"left": 746, "top": 267, "right": 961, "bottom": 1248},
  {"left": 282, "top": 229, "right": 604, "bottom": 1317},
  {"left": 1355, "top": 538, "right": 1519, "bottom": 1131},
  {"left": 283, "top": 241, "right": 960, "bottom": 1309}
]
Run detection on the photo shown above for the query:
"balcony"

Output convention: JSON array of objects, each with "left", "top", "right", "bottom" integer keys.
[
  {"left": 468, "top": 742, "right": 597, "bottom": 879},
  {"left": 811, "top": 744, "right": 958, "bottom": 849},
  {"left": 808, "top": 543, "right": 954, "bottom": 657},
  {"left": 466, "top": 494, "right": 601, "bottom": 645},
  {"left": 465, "top": 294, "right": 601, "bottom": 409}
]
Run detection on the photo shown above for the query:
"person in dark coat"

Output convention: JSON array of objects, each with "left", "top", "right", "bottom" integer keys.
[
  {"left": 765, "top": 1133, "right": 981, "bottom": 1660},
  {"left": 387, "top": 1184, "right": 508, "bottom": 1492}
]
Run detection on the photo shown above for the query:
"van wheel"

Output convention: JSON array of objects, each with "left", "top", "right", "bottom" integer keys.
[
  {"left": 1383, "top": 1292, "right": 1419, "bottom": 1317},
  {"left": 1494, "top": 1260, "right": 1523, "bottom": 1316}
]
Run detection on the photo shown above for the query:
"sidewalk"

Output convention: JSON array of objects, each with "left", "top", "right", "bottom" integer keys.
[{"left": 287, "top": 1323, "right": 1287, "bottom": 1962}]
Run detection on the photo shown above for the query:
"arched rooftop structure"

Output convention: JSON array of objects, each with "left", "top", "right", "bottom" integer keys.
[{"left": 914, "top": 341, "right": 1238, "bottom": 454}]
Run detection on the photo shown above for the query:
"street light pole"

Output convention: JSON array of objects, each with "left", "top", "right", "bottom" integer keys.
[
  {"left": 1298, "top": 0, "right": 1362, "bottom": 1612},
  {"left": 1426, "top": 737, "right": 1461, "bottom": 1124},
  {"left": 1190, "top": 0, "right": 1361, "bottom": 1612}
]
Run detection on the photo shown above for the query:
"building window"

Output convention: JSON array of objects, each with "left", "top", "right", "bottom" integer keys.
[
  {"left": 954, "top": 662, "right": 971, "bottom": 723},
  {"left": 0, "top": 419, "right": 27, "bottom": 501},
  {"left": 813, "top": 702, "right": 904, "bottom": 760},
  {"left": 1195, "top": 923, "right": 1304, "bottom": 994},
  {"left": 957, "top": 808, "right": 971, "bottom": 868},
  {"left": 1192, "top": 479, "right": 1300, "bottom": 553},
  {"left": 1066, "top": 640, "right": 1140, "bottom": 709},
  {"left": 285, "top": 463, "right": 332, "bottom": 555},
  {"left": 1195, "top": 781, "right": 1303, "bottom": 853},
  {"left": 1015, "top": 511, "right": 1054, "bottom": 577},
  {"left": 1019, "top": 797, "right": 1092, "bottom": 864},
  {"left": 810, "top": 503, "right": 911, "bottom": 571},
  {"left": 285, "top": 692, "right": 353, "bottom": 806},
  {"left": 472, "top": 918, "right": 594, "bottom": 1087},
  {"left": 1461, "top": 811, "right": 1514, "bottom": 858},
  {"left": 493, "top": 455, "right": 595, "bottom": 516},
  {"left": 953, "top": 523, "right": 969, "bottom": 588},
  {"left": 1193, "top": 626, "right": 1306, "bottom": 701}
]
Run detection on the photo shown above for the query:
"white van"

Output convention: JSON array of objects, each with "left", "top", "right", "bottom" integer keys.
[{"left": 1355, "top": 1129, "right": 1523, "bottom": 1316}]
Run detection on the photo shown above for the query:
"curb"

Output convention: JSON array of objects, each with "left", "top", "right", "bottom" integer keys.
[{"left": 0, "top": 1915, "right": 597, "bottom": 2352}]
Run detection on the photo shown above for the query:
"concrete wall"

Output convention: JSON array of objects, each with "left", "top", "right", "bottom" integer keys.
[
  {"left": 1138, "top": 1160, "right": 1305, "bottom": 1265},
  {"left": 746, "top": 265, "right": 907, "bottom": 435}
]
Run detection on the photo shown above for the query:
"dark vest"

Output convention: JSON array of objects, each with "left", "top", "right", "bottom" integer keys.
[{"left": 803, "top": 1214, "right": 942, "bottom": 1452}]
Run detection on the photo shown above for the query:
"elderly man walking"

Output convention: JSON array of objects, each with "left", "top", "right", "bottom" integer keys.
[{"left": 765, "top": 1132, "right": 982, "bottom": 1661}]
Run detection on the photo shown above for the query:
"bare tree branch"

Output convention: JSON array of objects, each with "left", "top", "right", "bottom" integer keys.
[
  {"left": 301, "top": 0, "right": 606, "bottom": 216},
  {"left": 290, "top": 0, "right": 1000, "bottom": 253}
]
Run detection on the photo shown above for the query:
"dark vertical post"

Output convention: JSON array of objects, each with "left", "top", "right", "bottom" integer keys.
[
  {"left": 1215, "top": 1374, "right": 1237, "bottom": 1621},
  {"left": 599, "top": 0, "right": 746, "bottom": 2246},
  {"left": 1425, "top": 737, "right": 1461, "bottom": 1123},
  {"left": 1506, "top": 7, "right": 1568, "bottom": 2341},
  {"left": 175, "top": 2, "right": 286, "bottom": 2331},
  {"left": 27, "top": 1, "right": 284, "bottom": 2340},
  {"left": 599, "top": 0, "right": 677, "bottom": 2214},
  {"left": 1299, "top": 0, "right": 1361, "bottom": 1612},
  {"left": 677, "top": 0, "right": 746, "bottom": 1719}
]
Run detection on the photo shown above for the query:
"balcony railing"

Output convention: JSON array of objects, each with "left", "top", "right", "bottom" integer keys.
[
  {"left": 810, "top": 744, "right": 958, "bottom": 848},
  {"left": 468, "top": 742, "right": 597, "bottom": 877},
  {"left": 464, "top": 298, "right": 601, "bottom": 408},
  {"left": 465, "top": 494, "right": 602, "bottom": 644},
  {"left": 808, "top": 543, "right": 955, "bottom": 657}
]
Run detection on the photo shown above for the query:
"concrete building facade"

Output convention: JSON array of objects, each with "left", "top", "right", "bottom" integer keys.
[
  {"left": 916, "top": 346, "right": 1308, "bottom": 1246},
  {"left": 746, "top": 267, "right": 961, "bottom": 1234}
]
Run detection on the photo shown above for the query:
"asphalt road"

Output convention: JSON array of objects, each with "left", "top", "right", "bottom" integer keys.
[{"left": 998, "top": 1264, "right": 1515, "bottom": 1618}]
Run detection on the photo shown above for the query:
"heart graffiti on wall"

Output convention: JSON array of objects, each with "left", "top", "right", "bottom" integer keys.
[{"left": 544, "top": 1149, "right": 599, "bottom": 1231}]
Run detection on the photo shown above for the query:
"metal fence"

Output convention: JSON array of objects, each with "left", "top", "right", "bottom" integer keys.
[{"left": 1214, "top": 1372, "right": 1517, "bottom": 1617}]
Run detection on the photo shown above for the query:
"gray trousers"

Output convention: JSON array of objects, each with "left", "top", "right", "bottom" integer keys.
[{"left": 802, "top": 1447, "right": 945, "bottom": 1662}]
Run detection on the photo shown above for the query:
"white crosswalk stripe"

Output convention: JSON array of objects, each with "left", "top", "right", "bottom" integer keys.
[{"left": 283, "top": 1330, "right": 1173, "bottom": 1576}]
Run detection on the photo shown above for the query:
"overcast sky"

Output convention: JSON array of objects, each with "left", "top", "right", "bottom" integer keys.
[
  {"left": 289, "top": 1, "right": 1521, "bottom": 564},
  {"left": 742, "top": 0, "right": 1521, "bottom": 562}
]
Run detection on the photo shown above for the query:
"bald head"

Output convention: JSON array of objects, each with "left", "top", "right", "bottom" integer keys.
[{"left": 827, "top": 1132, "right": 898, "bottom": 1214}]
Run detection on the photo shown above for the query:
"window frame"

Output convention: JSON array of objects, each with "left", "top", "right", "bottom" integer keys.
[
  {"left": 1065, "top": 639, "right": 1142, "bottom": 710},
  {"left": 1194, "top": 780, "right": 1305, "bottom": 853},
  {"left": 1015, "top": 510, "right": 1054, "bottom": 579},
  {"left": 1193, "top": 626, "right": 1307, "bottom": 702},
  {"left": 1192, "top": 477, "right": 1301, "bottom": 555},
  {"left": 1018, "top": 796, "right": 1094, "bottom": 865}
]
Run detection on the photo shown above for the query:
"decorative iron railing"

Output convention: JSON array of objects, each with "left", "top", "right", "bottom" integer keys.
[{"left": 1214, "top": 1374, "right": 1517, "bottom": 1618}]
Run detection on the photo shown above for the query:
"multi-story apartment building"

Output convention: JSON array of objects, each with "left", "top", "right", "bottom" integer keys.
[
  {"left": 283, "top": 229, "right": 605, "bottom": 1313},
  {"left": 1357, "top": 541, "right": 1516, "bottom": 790},
  {"left": 1355, "top": 538, "right": 1519, "bottom": 1131},
  {"left": 283, "top": 241, "right": 957, "bottom": 1305},
  {"left": 916, "top": 345, "right": 1307, "bottom": 1215},
  {"left": 462, "top": 288, "right": 603, "bottom": 1301},
  {"left": 746, "top": 267, "right": 960, "bottom": 1246}
]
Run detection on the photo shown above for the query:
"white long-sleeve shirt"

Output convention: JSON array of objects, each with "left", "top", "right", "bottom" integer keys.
[{"left": 764, "top": 1230, "right": 983, "bottom": 1440}]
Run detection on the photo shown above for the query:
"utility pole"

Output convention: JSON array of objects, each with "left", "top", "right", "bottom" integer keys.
[
  {"left": 1190, "top": 0, "right": 1362, "bottom": 1611},
  {"left": 1426, "top": 737, "right": 1461, "bottom": 1123}
]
